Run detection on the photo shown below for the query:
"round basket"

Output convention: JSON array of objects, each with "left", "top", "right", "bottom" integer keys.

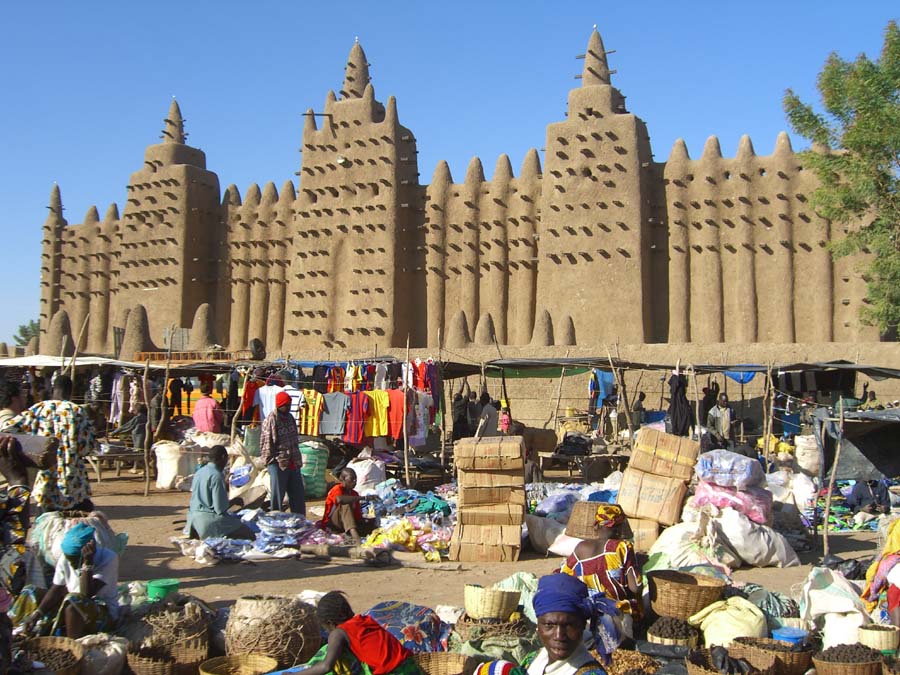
[
  {"left": 812, "top": 656, "right": 883, "bottom": 675},
  {"left": 859, "top": 625, "right": 900, "bottom": 652},
  {"left": 647, "top": 570, "right": 725, "bottom": 621},
  {"left": 169, "top": 624, "right": 210, "bottom": 673},
  {"left": 25, "top": 636, "right": 85, "bottom": 675},
  {"left": 647, "top": 630, "right": 698, "bottom": 649},
  {"left": 127, "top": 646, "right": 178, "bottom": 675},
  {"left": 463, "top": 585, "right": 520, "bottom": 621},
  {"left": 415, "top": 652, "right": 477, "bottom": 675},
  {"left": 451, "top": 613, "right": 535, "bottom": 643},
  {"left": 687, "top": 648, "right": 776, "bottom": 675},
  {"left": 565, "top": 501, "right": 605, "bottom": 539},
  {"left": 200, "top": 654, "right": 280, "bottom": 675},
  {"left": 225, "top": 595, "right": 321, "bottom": 667},
  {"left": 730, "top": 637, "right": 813, "bottom": 675}
]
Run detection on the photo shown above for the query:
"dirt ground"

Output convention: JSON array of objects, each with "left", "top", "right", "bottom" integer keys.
[{"left": 90, "top": 475, "right": 879, "bottom": 611}]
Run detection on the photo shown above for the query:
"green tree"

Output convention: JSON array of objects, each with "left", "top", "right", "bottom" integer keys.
[
  {"left": 13, "top": 319, "right": 39, "bottom": 347},
  {"left": 783, "top": 21, "right": 900, "bottom": 336}
]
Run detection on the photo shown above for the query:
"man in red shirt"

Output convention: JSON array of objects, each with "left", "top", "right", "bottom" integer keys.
[
  {"left": 319, "top": 468, "right": 373, "bottom": 544},
  {"left": 260, "top": 391, "right": 305, "bottom": 514}
]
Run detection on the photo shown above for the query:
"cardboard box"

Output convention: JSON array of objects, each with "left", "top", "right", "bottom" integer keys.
[
  {"left": 458, "top": 485, "right": 526, "bottom": 508},
  {"left": 523, "top": 427, "right": 558, "bottom": 454},
  {"left": 631, "top": 428, "right": 700, "bottom": 481},
  {"left": 458, "top": 503, "right": 524, "bottom": 526},
  {"left": 455, "top": 436, "right": 525, "bottom": 471},
  {"left": 626, "top": 517, "right": 660, "bottom": 553},
  {"left": 448, "top": 523, "right": 521, "bottom": 562},
  {"left": 457, "top": 468, "right": 524, "bottom": 489},
  {"left": 616, "top": 466, "right": 687, "bottom": 526}
]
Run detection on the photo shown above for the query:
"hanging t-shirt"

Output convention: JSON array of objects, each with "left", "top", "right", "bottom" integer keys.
[
  {"left": 344, "top": 365, "right": 358, "bottom": 393},
  {"left": 409, "top": 392, "right": 433, "bottom": 447},
  {"left": 387, "top": 388, "right": 406, "bottom": 441},
  {"left": 241, "top": 380, "right": 261, "bottom": 419},
  {"left": 343, "top": 392, "right": 370, "bottom": 445},
  {"left": 282, "top": 385, "right": 306, "bottom": 424},
  {"left": 363, "top": 390, "right": 390, "bottom": 437},
  {"left": 413, "top": 359, "right": 427, "bottom": 390},
  {"left": 374, "top": 363, "right": 389, "bottom": 390},
  {"left": 327, "top": 366, "right": 346, "bottom": 394},
  {"left": 312, "top": 365, "right": 329, "bottom": 394},
  {"left": 299, "top": 389, "right": 324, "bottom": 435},
  {"left": 320, "top": 392, "right": 350, "bottom": 435},
  {"left": 254, "top": 384, "right": 286, "bottom": 420}
]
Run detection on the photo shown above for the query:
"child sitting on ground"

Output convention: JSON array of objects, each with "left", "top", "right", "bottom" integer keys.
[
  {"left": 319, "top": 468, "right": 374, "bottom": 544},
  {"left": 300, "top": 591, "right": 421, "bottom": 675}
]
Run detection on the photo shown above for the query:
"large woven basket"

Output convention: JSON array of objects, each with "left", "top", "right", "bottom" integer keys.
[
  {"left": 565, "top": 501, "right": 605, "bottom": 539},
  {"left": 859, "top": 625, "right": 900, "bottom": 652},
  {"left": 127, "top": 646, "right": 178, "bottom": 675},
  {"left": 647, "top": 570, "right": 725, "bottom": 620},
  {"left": 812, "top": 656, "right": 883, "bottom": 675},
  {"left": 730, "top": 637, "right": 813, "bottom": 675},
  {"left": 451, "top": 613, "right": 535, "bottom": 643},
  {"left": 687, "top": 648, "right": 775, "bottom": 675},
  {"left": 647, "top": 630, "right": 698, "bottom": 649},
  {"left": 25, "top": 636, "right": 85, "bottom": 675},
  {"left": 200, "top": 654, "right": 279, "bottom": 675},
  {"left": 463, "top": 585, "right": 520, "bottom": 621},
  {"left": 415, "top": 652, "right": 477, "bottom": 675},
  {"left": 225, "top": 595, "right": 321, "bottom": 667},
  {"left": 169, "top": 624, "right": 210, "bottom": 674}
]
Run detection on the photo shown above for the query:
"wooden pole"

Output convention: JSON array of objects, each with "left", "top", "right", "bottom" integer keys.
[
  {"left": 141, "top": 359, "right": 152, "bottom": 497},
  {"left": 606, "top": 346, "right": 634, "bottom": 450},
  {"left": 68, "top": 313, "right": 92, "bottom": 380},
  {"left": 767, "top": 364, "right": 777, "bottom": 462},
  {"left": 761, "top": 366, "right": 772, "bottom": 460},
  {"left": 822, "top": 405, "right": 845, "bottom": 558},
  {"left": 229, "top": 370, "right": 246, "bottom": 443},
  {"left": 547, "top": 348, "right": 570, "bottom": 430},
  {"left": 154, "top": 325, "right": 175, "bottom": 439},
  {"left": 689, "top": 365, "right": 701, "bottom": 439},
  {"left": 438, "top": 329, "right": 447, "bottom": 471},
  {"left": 403, "top": 334, "right": 411, "bottom": 487}
]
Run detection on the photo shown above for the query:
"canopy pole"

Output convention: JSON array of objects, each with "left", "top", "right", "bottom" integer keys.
[
  {"left": 68, "top": 313, "right": 91, "bottom": 380},
  {"left": 766, "top": 363, "right": 776, "bottom": 463},
  {"left": 403, "top": 334, "right": 411, "bottom": 487},
  {"left": 142, "top": 359, "right": 152, "bottom": 497},
  {"left": 607, "top": 346, "right": 634, "bottom": 450},
  {"left": 547, "top": 348, "right": 570, "bottom": 430},
  {"left": 689, "top": 364, "right": 701, "bottom": 440},
  {"left": 154, "top": 325, "right": 175, "bottom": 440},
  {"left": 438, "top": 328, "right": 447, "bottom": 471},
  {"left": 822, "top": 404, "right": 845, "bottom": 559}
]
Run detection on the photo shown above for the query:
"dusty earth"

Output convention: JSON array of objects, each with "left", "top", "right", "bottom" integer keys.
[{"left": 85, "top": 473, "right": 882, "bottom": 613}]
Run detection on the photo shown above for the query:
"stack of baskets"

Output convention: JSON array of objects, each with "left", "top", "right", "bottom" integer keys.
[
  {"left": 646, "top": 570, "right": 725, "bottom": 646},
  {"left": 122, "top": 602, "right": 211, "bottom": 675},
  {"left": 858, "top": 624, "right": 900, "bottom": 656},
  {"left": 730, "top": 637, "right": 813, "bottom": 675},
  {"left": 453, "top": 586, "right": 529, "bottom": 644},
  {"left": 225, "top": 595, "right": 321, "bottom": 668},
  {"left": 415, "top": 652, "right": 477, "bottom": 675},
  {"left": 687, "top": 648, "right": 775, "bottom": 675},
  {"left": 24, "top": 636, "right": 85, "bottom": 675}
]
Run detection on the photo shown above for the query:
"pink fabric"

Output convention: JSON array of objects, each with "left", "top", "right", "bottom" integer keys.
[
  {"left": 691, "top": 480, "right": 773, "bottom": 525},
  {"left": 192, "top": 396, "right": 223, "bottom": 433}
]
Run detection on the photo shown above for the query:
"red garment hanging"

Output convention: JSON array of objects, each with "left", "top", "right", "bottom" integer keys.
[
  {"left": 343, "top": 391, "right": 370, "bottom": 445},
  {"left": 387, "top": 388, "right": 406, "bottom": 441}
]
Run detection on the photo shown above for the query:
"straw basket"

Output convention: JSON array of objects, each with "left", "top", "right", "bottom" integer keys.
[
  {"left": 127, "top": 646, "right": 178, "bottom": 675},
  {"left": 565, "top": 501, "right": 606, "bottom": 539},
  {"left": 812, "top": 656, "right": 883, "bottom": 675},
  {"left": 687, "top": 648, "right": 776, "bottom": 675},
  {"left": 451, "top": 613, "right": 534, "bottom": 643},
  {"left": 730, "top": 637, "right": 813, "bottom": 675},
  {"left": 169, "top": 624, "right": 210, "bottom": 674},
  {"left": 463, "top": 585, "right": 520, "bottom": 621},
  {"left": 859, "top": 625, "right": 900, "bottom": 652},
  {"left": 647, "top": 631, "right": 698, "bottom": 649},
  {"left": 415, "top": 652, "right": 477, "bottom": 675},
  {"left": 225, "top": 595, "right": 321, "bottom": 667},
  {"left": 647, "top": 570, "right": 725, "bottom": 620},
  {"left": 200, "top": 654, "right": 279, "bottom": 675},
  {"left": 25, "top": 636, "right": 85, "bottom": 675}
]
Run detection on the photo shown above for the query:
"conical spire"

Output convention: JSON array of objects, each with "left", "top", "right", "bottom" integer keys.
[
  {"left": 104, "top": 203, "right": 119, "bottom": 221},
  {"left": 279, "top": 180, "right": 297, "bottom": 203},
  {"left": 465, "top": 156, "right": 485, "bottom": 186},
  {"left": 84, "top": 206, "right": 100, "bottom": 224},
  {"left": 582, "top": 28, "right": 610, "bottom": 86},
  {"left": 431, "top": 160, "right": 452, "bottom": 186},
  {"left": 384, "top": 96, "right": 398, "bottom": 130},
  {"left": 520, "top": 148, "right": 542, "bottom": 180},
  {"left": 303, "top": 108, "right": 317, "bottom": 133},
  {"left": 223, "top": 184, "right": 242, "bottom": 206},
  {"left": 774, "top": 131, "right": 794, "bottom": 157},
  {"left": 244, "top": 183, "right": 261, "bottom": 206},
  {"left": 261, "top": 182, "right": 279, "bottom": 205},
  {"left": 494, "top": 154, "right": 514, "bottom": 183},
  {"left": 162, "top": 99, "right": 185, "bottom": 144},
  {"left": 669, "top": 139, "right": 690, "bottom": 162},
  {"left": 47, "top": 184, "right": 63, "bottom": 218},
  {"left": 341, "top": 40, "right": 370, "bottom": 99},
  {"left": 736, "top": 135, "right": 756, "bottom": 160},
  {"left": 701, "top": 135, "right": 722, "bottom": 159}
]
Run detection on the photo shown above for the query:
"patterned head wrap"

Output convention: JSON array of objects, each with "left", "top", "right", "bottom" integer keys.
[{"left": 594, "top": 504, "right": 625, "bottom": 529}]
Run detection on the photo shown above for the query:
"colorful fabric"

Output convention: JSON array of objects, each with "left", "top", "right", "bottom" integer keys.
[
  {"left": 344, "top": 392, "right": 370, "bottom": 445},
  {"left": 51, "top": 593, "right": 112, "bottom": 636},
  {"left": 300, "top": 389, "right": 324, "bottom": 435},
  {"left": 364, "top": 391, "right": 390, "bottom": 437},
  {"left": 560, "top": 539, "right": 642, "bottom": 616},
  {"left": 303, "top": 642, "right": 422, "bottom": 675},
  {"left": 61, "top": 523, "right": 95, "bottom": 556},
  {"left": 6, "top": 400, "right": 94, "bottom": 510},
  {"left": 475, "top": 661, "right": 526, "bottom": 675},
  {"left": 522, "top": 647, "right": 606, "bottom": 675},
  {"left": 534, "top": 573, "right": 593, "bottom": 620},
  {"left": 260, "top": 409, "right": 302, "bottom": 471},
  {"left": 863, "top": 519, "right": 900, "bottom": 611},
  {"left": 365, "top": 600, "right": 452, "bottom": 653},
  {"left": 192, "top": 396, "right": 223, "bottom": 433},
  {"left": 387, "top": 389, "right": 406, "bottom": 441},
  {"left": 340, "top": 614, "right": 412, "bottom": 675},
  {"left": 321, "top": 484, "right": 362, "bottom": 529},
  {"left": 0, "top": 486, "right": 30, "bottom": 596},
  {"left": 593, "top": 504, "right": 625, "bottom": 529}
]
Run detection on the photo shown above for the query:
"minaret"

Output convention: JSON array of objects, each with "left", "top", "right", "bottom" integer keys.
[
  {"left": 581, "top": 28, "right": 610, "bottom": 86},
  {"left": 39, "top": 184, "right": 66, "bottom": 341},
  {"left": 341, "top": 39, "right": 370, "bottom": 99},
  {"left": 162, "top": 99, "right": 185, "bottom": 144}
]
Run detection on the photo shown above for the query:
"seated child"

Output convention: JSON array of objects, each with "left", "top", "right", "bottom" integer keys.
[
  {"left": 301, "top": 591, "right": 421, "bottom": 675},
  {"left": 319, "top": 468, "right": 374, "bottom": 544}
]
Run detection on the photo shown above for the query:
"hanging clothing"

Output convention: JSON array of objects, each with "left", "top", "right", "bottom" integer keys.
[
  {"left": 364, "top": 390, "right": 390, "bottom": 437},
  {"left": 109, "top": 371, "right": 125, "bottom": 427},
  {"left": 387, "top": 388, "right": 406, "bottom": 441},
  {"left": 254, "top": 384, "right": 286, "bottom": 421},
  {"left": 312, "top": 365, "right": 329, "bottom": 394},
  {"left": 667, "top": 373, "right": 694, "bottom": 437},
  {"left": 374, "top": 363, "right": 389, "bottom": 390},
  {"left": 320, "top": 392, "right": 350, "bottom": 436},
  {"left": 412, "top": 359, "right": 427, "bottom": 390},
  {"left": 408, "top": 392, "right": 432, "bottom": 447},
  {"left": 589, "top": 369, "right": 616, "bottom": 410},
  {"left": 299, "top": 389, "right": 324, "bottom": 436},
  {"left": 282, "top": 384, "right": 306, "bottom": 425},
  {"left": 344, "top": 392, "right": 370, "bottom": 445},
  {"left": 128, "top": 378, "right": 143, "bottom": 415},
  {"left": 387, "top": 362, "right": 403, "bottom": 388},
  {"left": 241, "top": 379, "right": 261, "bottom": 417},
  {"left": 328, "top": 366, "right": 346, "bottom": 394}
]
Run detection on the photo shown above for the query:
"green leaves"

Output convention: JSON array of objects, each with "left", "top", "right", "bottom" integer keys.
[{"left": 13, "top": 319, "right": 39, "bottom": 347}]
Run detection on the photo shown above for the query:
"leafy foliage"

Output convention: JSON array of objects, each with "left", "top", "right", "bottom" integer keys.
[
  {"left": 784, "top": 21, "right": 900, "bottom": 335},
  {"left": 13, "top": 319, "right": 39, "bottom": 347}
]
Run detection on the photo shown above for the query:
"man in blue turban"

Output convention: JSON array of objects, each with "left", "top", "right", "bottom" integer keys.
[{"left": 24, "top": 522, "right": 119, "bottom": 637}]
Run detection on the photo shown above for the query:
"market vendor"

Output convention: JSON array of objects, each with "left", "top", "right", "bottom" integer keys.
[
  {"left": 24, "top": 523, "right": 119, "bottom": 638},
  {"left": 319, "top": 468, "right": 375, "bottom": 545},
  {"left": 108, "top": 404, "right": 148, "bottom": 449},
  {"left": 846, "top": 479, "right": 891, "bottom": 515},
  {"left": 522, "top": 574, "right": 610, "bottom": 675},
  {"left": 260, "top": 391, "right": 306, "bottom": 514},
  {"left": 187, "top": 445, "right": 254, "bottom": 540},
  {"left": 300, "top": 590, "right": 421, "bottom": 675},
  {"left": 706, "top": 393, "right": 736, "bottom": 448},
  {"left": 560, "top": 503, "right": 642, "bottom": 636}
]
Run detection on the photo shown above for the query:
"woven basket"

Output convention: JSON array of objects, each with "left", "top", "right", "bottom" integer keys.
[
  {"left": 565, "top": 500, "right": 605, "bottom": 539},
  {"left": 225, "top": 595, "right": 321, "bottom": 667},
  {"left": 647, "top": 630, "right": 698, "bottom": 649},
  {"left": 169, "top": 625, "right": 210, "bottom": 674},
  {"left": 647, "top": 570, "right": 725, "bottom": 620},
  {"left": 415, "top": 652, "right": 477, "bottom": 675},
  {"left": 812, "top": 656, "right": 883, "bottom": 675},
  {"left": 200, "top": 654, "right": 280, "bottom": 675},
  {"left": 730, "top": 637, "right": 813, "bottom": 675},
  {"left": 128, "top": 646, "right": 178, "bottom": 675},
  {"left": 463, "top": 585, "right": 520, "bottom": 621},
  {"left": 25, "top": 636, "right": 85, "bottom": 675},
  {"left": 687, "top": 648, "right": 776, "bottom": 675},
  {"left": 859, "top": 625, "right": 900, "bottom": 652},
  {"left": 451, "top": 613, "right": 535, "bottom": 643}
]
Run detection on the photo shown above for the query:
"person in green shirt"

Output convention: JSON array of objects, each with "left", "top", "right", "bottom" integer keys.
[{"left": 187, "top": 445, "right": 253, "bottom": 540}]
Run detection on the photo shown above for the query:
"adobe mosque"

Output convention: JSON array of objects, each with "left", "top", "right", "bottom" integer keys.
[{"left": 35, "top": 29, "right": 880, "bottom": 359}]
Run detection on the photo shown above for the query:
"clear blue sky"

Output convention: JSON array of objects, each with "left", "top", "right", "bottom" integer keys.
[{"left": 1, "top": 2, "right": 896, "bottom": 348}]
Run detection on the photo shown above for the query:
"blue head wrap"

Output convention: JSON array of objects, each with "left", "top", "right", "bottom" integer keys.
[{"left": 61, "top": 523, "right": 96, "bottom": 557}]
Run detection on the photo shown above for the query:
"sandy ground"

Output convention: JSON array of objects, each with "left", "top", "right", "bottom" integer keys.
[{"left": 89, "top": 474, "right": 879, "bottom": 611}]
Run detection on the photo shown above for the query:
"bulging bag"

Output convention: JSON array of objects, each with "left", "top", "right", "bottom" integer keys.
[
  {"left": 696, "top": 450, "right": 764, "bottom": 490},
  {"left": 688, "top": 596, "right": 767, "bottom": 647}
]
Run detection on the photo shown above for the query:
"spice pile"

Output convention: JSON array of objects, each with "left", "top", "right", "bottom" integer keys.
[
  {"left": 647, "top": 616, "right": 697, "bottom": 641},
  {"left": 816, "top": 643, "right": 882, "bottom": 663},
  {"left": 27, "top": 646, "right": 78, "bottom": 671},
  {"left": 735, "top": 637, "right": 810, "bottom": 653},
  {"left": 605, "top": 649, "right": 659, "bottom": 675}
]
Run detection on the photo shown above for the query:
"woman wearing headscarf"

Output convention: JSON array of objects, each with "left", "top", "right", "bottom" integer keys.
[
  {"left": 862, "top": 518, "right": 900, "bottom": 624},
  {"left": 24, "top": 523, "right": 119, "bottom": 637},
  {"left": 522, "top": 574, "right": 611, "bottom": 675},
  {"left": 560, "top": 503, "right": 643, "bottom": 636}
]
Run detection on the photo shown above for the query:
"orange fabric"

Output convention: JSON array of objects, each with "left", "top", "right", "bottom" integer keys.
[{"left": 387, "top": 389, "right": 406, "bottom": 441}]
